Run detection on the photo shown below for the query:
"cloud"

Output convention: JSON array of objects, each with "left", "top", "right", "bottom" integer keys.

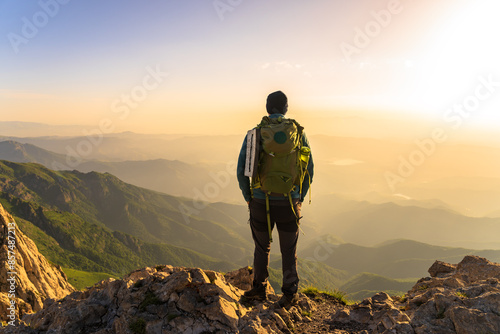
[{"left": 275, "top": 61, "right": 295, "bottom": 69}]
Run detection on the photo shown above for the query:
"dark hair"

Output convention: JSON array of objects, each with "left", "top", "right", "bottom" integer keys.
[{"left": 266, "top": 91, "right": 288, "bottom": 114}]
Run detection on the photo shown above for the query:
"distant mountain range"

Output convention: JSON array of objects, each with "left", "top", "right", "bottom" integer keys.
[
  {"left": 299, "top": 236, "right": 500, "bottom": 279},
  {"left": 3, "top": 130, "right": 500, "bottom": 216},
  {"left": 340, "top": 273, "right": 416, "bottom": 300},
  {"left": 308, "top": 194, "right": 500, "bottom": 249},
  {"left": 3, "top": 138, "right": 500, "bottom": 247},
  {"left": 2, "top": 140, "right": 500, "bottom": 249},
  {"left": 0, "top": 140, "right": 68, "bottom": 169},
  {"left": 0, "top": 132, "right": 241, "bottom": 164},
  {"left": 0, "top": 140, "right": 242, "bottom": 203}
]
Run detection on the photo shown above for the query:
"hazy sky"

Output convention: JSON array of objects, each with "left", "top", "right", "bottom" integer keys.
[{"left": 1, "top": 0, "right": 499, "bottom": 136}]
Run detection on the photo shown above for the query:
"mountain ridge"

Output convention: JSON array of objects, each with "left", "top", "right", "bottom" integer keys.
[
  {"left": 0, "top": 159, "right": 251, "bottom": 263},
  {"left": 299, "top": 236, "right": 500, "bottom": 279},
  {"left": 310, "top": 196, "right": 500, "bottom": 248},
  {"left": 0, "top": 140, "right": 242, "bottom": 203}
]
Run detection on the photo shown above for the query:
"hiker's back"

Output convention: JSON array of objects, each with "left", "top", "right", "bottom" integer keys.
[{"left": 253, "top": 115, "right": 304, "bottom": 195}]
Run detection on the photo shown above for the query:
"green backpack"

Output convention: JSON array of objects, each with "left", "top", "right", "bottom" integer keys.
[
  {"left": 252, "top": 116, "right": 304, "bottom": 195},
  {"left": 250, "top": 116, "right": 311, "bottom": 241}
]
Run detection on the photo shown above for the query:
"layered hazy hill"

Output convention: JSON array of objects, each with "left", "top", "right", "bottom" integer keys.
[
  {"left": 0, "top": 141, "right": 68, "bottom": 169},
  {"left": 299, "top": 236, "right": 500, "bottom": 278},
  {"left": 4, "top": 137, "right": 500, "bottom": 249},
  {"left": 307, "top": 194, "right": 500, "bottom": 249},
  {"left": 0, "top": 160, "right": 251, "bottom": 259},
  {"left": 0, "top": 160, "right": 247, "bottom": 282},
  {"left": 298, "top": 236, "right": 500, "bottom": 299},
  {"left": 3, "top": 130, "right": 500, "bottom": 216},
  {"left": 0, "top": 132, "right": 240, "bottom": 164},
  {"left": 4, "top": 138, "right": 499, "bottom": 249},
  {"left": 0, "top": 140, "right": 242, "bottom": 203}
]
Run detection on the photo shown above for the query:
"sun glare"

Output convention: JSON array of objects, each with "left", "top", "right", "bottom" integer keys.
[{"left": 409, "top": 1, "right": 500, "bottom": 128}]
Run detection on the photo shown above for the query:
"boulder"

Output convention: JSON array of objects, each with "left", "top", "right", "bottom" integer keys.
[{"left": 428, "top": 260, "right": 456, "bottom": 278}]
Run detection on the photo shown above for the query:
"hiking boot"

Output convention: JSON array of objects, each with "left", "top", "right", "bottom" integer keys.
[
  {"left": 276, "top": 293, "right": 298, "bottom": 309},
  {"left": 243, "top": 285, "right": 267, "bottom": 301}
]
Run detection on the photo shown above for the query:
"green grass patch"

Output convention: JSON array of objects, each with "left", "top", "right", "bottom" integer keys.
[
  {"left": 62, "top": 267, "right": 118, "bottom": 290},
  {"left": 129, "top": 318, "right": 146, "bottom": 334},
  {"left": 328, "top": 289, "right": 353, "bottom": 305},
  {"left": 396, "top": 295, "right": 408, "bottom": 303},
  {"left": 301, "top": 286, "right": 321, "bottom": 297},
  {"left": 301, "top": 286, "right": 353, "bottom": 305}
]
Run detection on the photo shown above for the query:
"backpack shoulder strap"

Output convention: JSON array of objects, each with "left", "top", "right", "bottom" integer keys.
[
  {"left": 290, "top": 118, "right": 304, "bottom": 135},
  {"left": 257, "top": 116, "right": 271, "bottom": 128}
]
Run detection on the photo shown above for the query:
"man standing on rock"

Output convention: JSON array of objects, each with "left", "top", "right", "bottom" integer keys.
[{"left": 237, "top": 91, "right": 314, "bottom": 308}]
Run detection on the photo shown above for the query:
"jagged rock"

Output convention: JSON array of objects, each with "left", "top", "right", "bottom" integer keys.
[
  {"left": 0, "top": 203, "right": 74, "bottom": 324},
  {"left": 224, "top": 266, "right": 275, "bottom": 296},
  {"left": 456, "top": 255, "right": 500, "bottom": 282},
  {"left": 428, "top": 260, "right": 456, "bottom": 278},
  {"left": 334, "top": 256, "right": 500, "bottom": 334},
  {"left": 334, "top": 292, "right": 411, "bottom": 333},
  {"left": 2, "top": 265, "right": 317, "bottom": 333},
  {"left": 225, "top": 266, "right": 254, "bottom": 291},
  {"left": 407, "top": 256, "right": 500, "bottom": 333}
]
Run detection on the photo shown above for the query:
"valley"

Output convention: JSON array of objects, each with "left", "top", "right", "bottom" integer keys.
[{"left": 1, "top": 129, "right": 500, "bottom": 300}]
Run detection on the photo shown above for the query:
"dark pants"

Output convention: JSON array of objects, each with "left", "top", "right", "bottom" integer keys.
[{"left": 249, "top": 198, "right": 301, "bottom": 296}]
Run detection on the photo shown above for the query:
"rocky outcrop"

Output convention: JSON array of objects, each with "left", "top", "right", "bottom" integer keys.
[
  {"left": 0, "top": 203, "right": 75, "bottom": 323},
  {"left": 3, "top": 265, "right": 320, "bottom": 333},
  {"left": 334, "top": 255, "right": 500, "bottom": 333},
  {"left": 333, "top": 292, "right": 412, "bottom": 333}
]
